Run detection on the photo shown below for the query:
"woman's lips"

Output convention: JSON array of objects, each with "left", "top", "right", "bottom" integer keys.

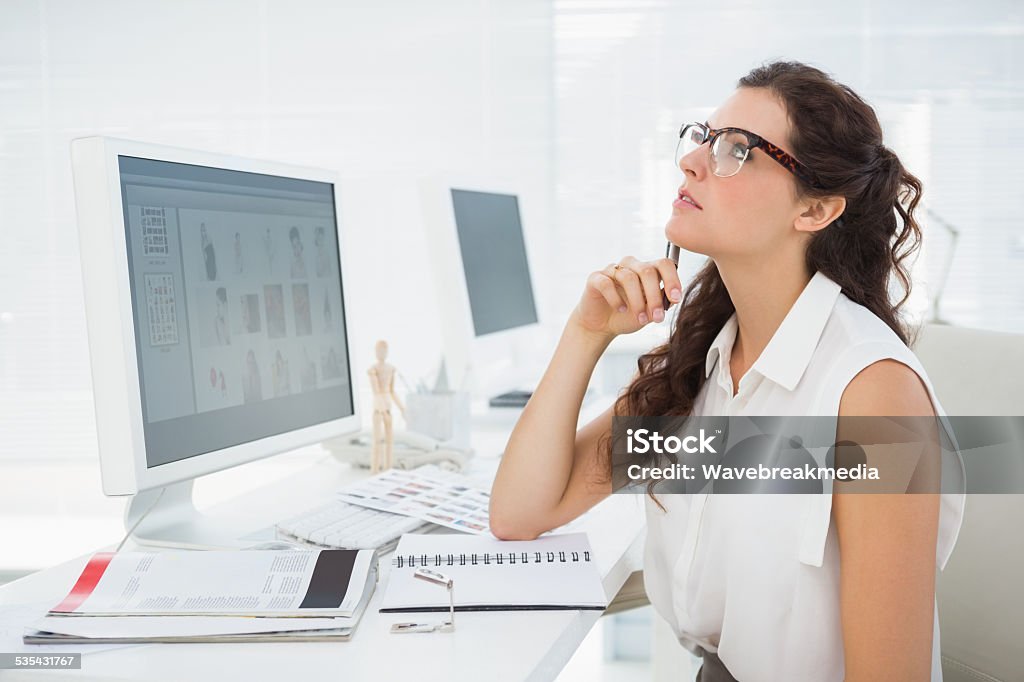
[{"left": 673, "top": 195, "right": 702, "bottom": 210}]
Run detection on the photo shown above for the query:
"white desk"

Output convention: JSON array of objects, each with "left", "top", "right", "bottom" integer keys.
[{"left": 0, "top": 407, "right": 646, "bottom": 682}]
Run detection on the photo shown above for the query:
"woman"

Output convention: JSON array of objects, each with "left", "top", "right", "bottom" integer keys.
[
  {"left": 289, "top": 225, "right": 307, "bottom": 279},
  {"left": 214, "top": 287, "right": 230, "bottom": 346},
  {"left": 315, "top": 225, "right": 332, "bottom": 277},
  {"left": 200, "top": 222, "right": 217, "bottom": 281},
  {"left": 272, "top": 349, "right": 291, "bottom": 397},
  {"left": 490, "top": 61, "right": 964, "bottom": 681},
  {"left": 243, "top": 349, "right": 263, "bottom": 403}
]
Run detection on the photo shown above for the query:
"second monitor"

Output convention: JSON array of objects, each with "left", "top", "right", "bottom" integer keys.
[{"left": 420, "top": 183, "right": 542, "bottom": 407}]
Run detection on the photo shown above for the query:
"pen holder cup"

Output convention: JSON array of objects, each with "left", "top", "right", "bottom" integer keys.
[{"left": 406, "top": 391, "right": 471, "bottom": 449}]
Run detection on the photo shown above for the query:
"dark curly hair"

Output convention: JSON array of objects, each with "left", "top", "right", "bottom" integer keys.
[{"left": 603, "top": 60, "right": 924, "bottom": 508}]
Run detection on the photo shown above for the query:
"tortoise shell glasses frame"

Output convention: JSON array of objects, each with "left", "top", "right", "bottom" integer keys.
[{"left": 676, "top": 121, "right": 824, "bottom": 190}]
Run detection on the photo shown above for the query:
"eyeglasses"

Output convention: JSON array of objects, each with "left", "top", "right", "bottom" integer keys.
[
  {"left": 675, "top": 121, "right": 823, "bottom": 189},
  {"left": 390, "top": 568, "right": 455, "bottom": 634}
]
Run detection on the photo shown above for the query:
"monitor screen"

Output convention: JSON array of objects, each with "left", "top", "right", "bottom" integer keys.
[
  {"left": 118, "top": 156, "right": 354, "bottom": 468},
  {"left": 450, "top": 189, "right": 538, "bottom": 336}
]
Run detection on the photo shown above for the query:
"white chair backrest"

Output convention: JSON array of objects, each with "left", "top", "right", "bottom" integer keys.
[
  {"left": 912, "top": 323, "right": 1024, "bottom": 416},
  {"left": 912, "top": 323, "right": 1024, "bottom": 682}
]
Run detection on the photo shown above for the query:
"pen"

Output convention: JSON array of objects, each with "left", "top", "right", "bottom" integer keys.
[{"left": 662, "top": 242, "right": 681, "bottom": 310}]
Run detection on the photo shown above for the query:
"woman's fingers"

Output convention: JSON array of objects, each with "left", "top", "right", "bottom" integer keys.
[
  {"left": 653, "top": 257, "right": 683, "bottom": 308},
  {"left": 584, "top": 255, "right": 680, "bottom": 332},
  {"left": 640, "top": 261, "right": 667, "bottom": 322},
  {"left": 609, "top": 263, "right": 648, "bottom": 323},
  {"left": 618, "top": 257, "right": 661, "bottom": 323},
  {"left": 586, "top": 270, "right": 626, "bottom": 312}
]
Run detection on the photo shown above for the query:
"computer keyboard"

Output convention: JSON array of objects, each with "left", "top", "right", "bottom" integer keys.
[
  {"left": 275, "top": 500, "right": 431, "bottom": 553},
  {"left": 489, "top": 389, "right": 533, "bottom": 408}
]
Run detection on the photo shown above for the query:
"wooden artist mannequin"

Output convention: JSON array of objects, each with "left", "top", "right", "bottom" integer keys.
[{"left": 367, "top": 339, "right": 405, "bottom": 473}]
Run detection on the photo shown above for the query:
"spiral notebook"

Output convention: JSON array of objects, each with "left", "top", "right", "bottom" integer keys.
[{"left": 379, "top": 532, "right": 607, "bottom": 612}]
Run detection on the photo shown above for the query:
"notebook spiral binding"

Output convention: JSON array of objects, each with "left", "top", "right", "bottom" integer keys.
[{"left": 392, "top": 550, "right": 592, "bottom": 568}]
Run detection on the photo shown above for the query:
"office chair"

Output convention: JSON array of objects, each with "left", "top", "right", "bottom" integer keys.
[{"left": 912, "top": 323, "right": 1024, "bottom": 682}]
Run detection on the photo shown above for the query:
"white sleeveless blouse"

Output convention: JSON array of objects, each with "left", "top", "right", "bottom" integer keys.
[{"left": 642, "top": 270, "right": 966, "bottom": 681}]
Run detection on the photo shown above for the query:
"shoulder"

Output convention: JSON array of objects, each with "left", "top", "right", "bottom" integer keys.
[
  {"left": 824, "top": 294, "right": 907, "bottom": 350},
  {"left": 812, "top": 295, "right": 933, "bottom": 417},
  {"left": 839, "top": 358, "right": 935, "bottom": 418}
]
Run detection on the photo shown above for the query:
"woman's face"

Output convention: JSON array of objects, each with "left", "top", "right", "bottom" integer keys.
[{"left": 665, "top": 87, "right": 808, "bottom": 261}]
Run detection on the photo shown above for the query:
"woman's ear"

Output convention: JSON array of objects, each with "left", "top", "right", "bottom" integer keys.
[{"left": 795, "top": 195, "right": 846, "bottom": 233}]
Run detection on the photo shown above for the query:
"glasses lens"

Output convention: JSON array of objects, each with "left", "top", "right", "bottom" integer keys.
[
  {"left": 710, "top": 130, "right": 751, "bottom": 177},
  {"left": 675, "top": 124, "right": 706, "bottom": 166}
]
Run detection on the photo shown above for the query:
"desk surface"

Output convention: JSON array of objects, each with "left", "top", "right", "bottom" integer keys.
[{"left": 0, "top": 407, "right": 646, "bottom": 682}]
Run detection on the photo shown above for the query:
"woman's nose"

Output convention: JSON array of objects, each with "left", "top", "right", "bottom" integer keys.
[{"left": 678, "top": 145, "right": 706, "bottom": 179}]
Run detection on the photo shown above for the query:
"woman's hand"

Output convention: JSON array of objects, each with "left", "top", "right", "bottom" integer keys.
[{"left": 572, "top": 256, "right": 683, "bottom": 339}]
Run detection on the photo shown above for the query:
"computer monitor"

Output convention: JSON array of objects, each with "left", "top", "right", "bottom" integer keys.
[
  {"left": 71, "top": 137, "right": 360, "bottom": 548},
  {"left": 419, "top": 180, "right": 543, "bottom": 403}
]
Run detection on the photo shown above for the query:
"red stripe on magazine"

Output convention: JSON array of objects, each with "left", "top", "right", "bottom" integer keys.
[{"left": 51, "top": 552, "right": 116, "bottom": 613}]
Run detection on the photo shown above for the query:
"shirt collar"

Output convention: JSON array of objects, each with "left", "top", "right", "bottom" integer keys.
[
  {"left": 704, "top": 271, "right": 843, "bottom": 392},
  {"left": 705, "top": 314, "right": 738, "bottom": 382}
]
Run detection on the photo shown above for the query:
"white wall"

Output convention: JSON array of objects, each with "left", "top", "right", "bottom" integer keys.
[{"left": 550, "top": 0, "right": 1024, "bottom": 336}]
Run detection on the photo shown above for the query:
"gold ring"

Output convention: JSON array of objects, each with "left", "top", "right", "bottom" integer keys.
[{"left": 613, "top": 264, "right": 624, "bottom": 271}]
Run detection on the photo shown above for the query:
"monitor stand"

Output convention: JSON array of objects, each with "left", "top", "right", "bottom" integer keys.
[
  {"left": 487, "top": 386, "right": 599, "bottom": 410},
  {"left": 123, "top": 480, "right": 271, "bottom": 550}
]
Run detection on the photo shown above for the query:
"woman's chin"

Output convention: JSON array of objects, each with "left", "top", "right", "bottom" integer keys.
[{"left": 665, "top": 218, "right": 709, "bottom": 256}]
